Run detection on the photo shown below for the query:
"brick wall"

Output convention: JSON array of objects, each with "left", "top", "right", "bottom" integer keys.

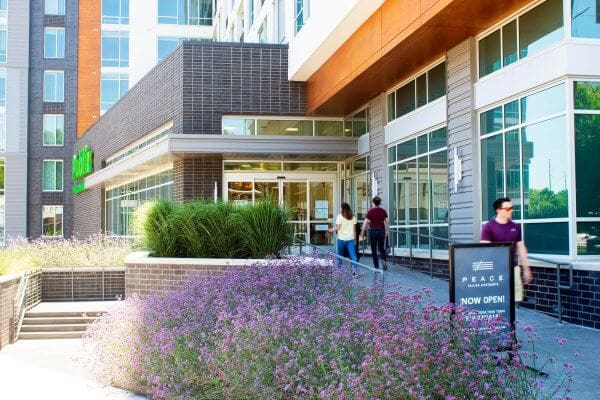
[
  {"left": 173, "top": 154, "right": 223, "bottom": 202},
  {"left": 41, "top": 267, "right": 125, "bottom": 301},
  {"left": 0, "top": 274, "right": 21, "bottom": 349}
]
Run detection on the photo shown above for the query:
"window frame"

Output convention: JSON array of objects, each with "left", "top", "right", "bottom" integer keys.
[
  {"left": 102, "top": 0, "right": 129, "bottom": 25},
  {"left": 385, "top": 58, "right": 446, "bottom": 124},
  {"left": 42, "top": 205, "right": 64, "bottom": 238},
  {"left": 476, "top": 0, "right": 566, "bottom": 79},
  {"left": 0, "top": 25, "right": 7, "bottom": 63},
  {"left": 477, "top": 79, "right": 588, "bottom": 259},
  {"left": 43, "top": 70, "right": 65, "bottom": 103},
  {"left": 44, "top": 0, "right": 65, "bottom": 16},
  {"left": 42, "top": 114, "right": 65, "bottom": 147},
  {"left": 100, "top": 72, "right": 129, "bottom": 114},
  {"left": 42, "top": 159, "right": 64, "bottom": 192},
  {"left": 44, "top": 27, "right": 66, "bottom": 59},
  {"left": 101, "top": 30, "right": 129, "bottom": 68}
]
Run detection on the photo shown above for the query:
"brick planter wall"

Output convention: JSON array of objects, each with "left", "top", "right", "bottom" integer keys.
[
  {"left": 124, "top": 252, "right": 273, "bottom": 297},
  {"left": 41, "top": 267, "right": 125, "bottom": 301},
  {"left": 0, "top": 274, "right": 21, "bottom": 349}
]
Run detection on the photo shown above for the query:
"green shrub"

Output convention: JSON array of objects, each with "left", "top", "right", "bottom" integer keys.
[{"left": 140, "top": 200, "right": 294, "bottom": 259}]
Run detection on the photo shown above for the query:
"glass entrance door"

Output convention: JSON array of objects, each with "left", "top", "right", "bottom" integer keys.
[{"left": 224, "top": 173, "right": 337, "bottom": 245}]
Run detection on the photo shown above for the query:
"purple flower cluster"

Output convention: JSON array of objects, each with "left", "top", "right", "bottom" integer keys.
[{"left": 82, "top": 257, "right": 574, "bottom": 399}]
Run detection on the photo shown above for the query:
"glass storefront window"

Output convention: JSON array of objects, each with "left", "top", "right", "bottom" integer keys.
[
  {"left": 397, "top": 139, "right": 416, "bottom": 161},
  {"left": 429, "top": 127, "right": 447, "bottom": 152},
  {"left": 575, "top": 114, "right": 600, "bottom": 218},
  {"left": 505, "top": 130, "right": 522, "bottom": 220},
  {"left": 224, "top": 162, "right": 281, "bottom": 171},
  {"left": 524, "top": 222, "right": 569, "bottom": 255},
  {"left": 480, "top": 106, "right": 503, "bottom": 135},
  {"left": 258, "top": 119, "right": 312, "bottom": 135},
  {"left": 387, "top": 62, "right": 446, "bottom": 123},
  {"left": 42, "top": 205, "right": 63, "bottom": 237},
  {"left": 283, "top": 163, "right": 337, "bottom": 171},
  {"left": 481, "top": 134, "right": 504, "bottom": 220},
  {"left": 479, "top": 29, "right": 501, "bottom": 77},
  {"left": 315, "top": 120, "right": 343, "bottom": 136},
  {"left": 574, "top": 81, "right": 600, "bottom": 110},
  {"left": 521, "top": 83, "right": 565, "bottom": 123},
  {"left": 577, "top": 223, "right": 600, "bottom": 255},
  {"left": 478, "top": 0, "right": 564, "bottom": 78},
  {"left": 222, "top": 118, "right": 255, "bottom": 135},
  {"left": 430, "top": 150, "right": 448, "bottom": 224},
  {"left": 572, "top": 0, "right": 600, "bottom": 38},
  {"left": 518, "top": 0, "right": 563, "bottom": 59},
  {"left": 522, "top": 116, "right": 568, "bottom": 219}
]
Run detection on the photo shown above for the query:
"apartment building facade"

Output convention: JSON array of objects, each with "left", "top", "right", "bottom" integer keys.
[
  {"left": 72, "top": 0, "right": 600, "bottom": 329},
  {"left": 1, "top": 0, "right": 29, "bottom": 244}
]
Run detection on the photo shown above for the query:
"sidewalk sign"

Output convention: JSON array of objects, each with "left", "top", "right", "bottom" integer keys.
[{"left": 449, "top": 243, "right": 515, "bottom": 335}]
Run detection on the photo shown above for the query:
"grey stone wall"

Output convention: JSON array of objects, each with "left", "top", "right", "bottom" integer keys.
[
  {"left": 368, "top": 93, "right": 386, "bottom": 201},
  {"left": 446, "top": 38, "right": 480, "bottom": 242},
  {"left": 27, "top": 0, "right": 79, "bottom": 239},
  {"left": 173, "top": 154, "right": 223, "bottom": 202}
]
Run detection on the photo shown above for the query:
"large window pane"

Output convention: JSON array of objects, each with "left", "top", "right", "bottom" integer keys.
[
  {"left": 222, "top": 118, "right": 255, "bottom": 135},
  {"left": 44, "top": 28, "right": 65, "bottom": 59},
  {"left": 101, "top": 73, "right": 128, "bottom": 113},
  {"left": 520, "top": 83, "right": 565, "bottom": 123},
  {"left": 429, "top": 127, "right": 447, "bottom": 152},
  {"left": 42, "top": 205, "right": 63, "bottom": 237},
  {"left": 397, "top": 139, "right": 416, "bottom": 161},
  {"left": 43, "top": 160, "right": 63, "bottom": 191},
  {"left": 397, "top": 161, "right": 417, "bottom": 224},
  {"left": 416, "top": 73, "right": 427, "bottom": 107},
  {"left": 524, "top": 222, "right": 569, "bottom": 255},
  {"left": 43, "top": 114, "right": 64, "bottom": 146},
  {"left": 43, "top": 71, "right": 64, "bottom": 102},
  {"left": 575, "top": 114, "right": 600, "bottom": 217},
  {"left": 577, "top": 223, "right": 600, "bottom": 255},
  {"left": 396, "top": 81, "right": 416, "bottom": 117},
  {"left": 0, "top": 28, "right": 7, "bottom": 63},
  {"left": 103, "top": 0, "right": 129, "bottom": 24},
  {"left": 518, "top": 0, "right": 563, "bottom": 59},
  {"left": 387, "top": 92, "right": 396, "bottom": 122},
  {"left": 572, "top": 0, "right": 600, "bottom": 38},
  {"left": 389, "top": 164, "right": 398, "bottom": 224},
  {"left": 430, "top": 150, "right": 448, "bottom": 224},
  {"left": 522, "top": 116, "right": 568, "bottom": 219},
  {"left": 480, "top": 106, "right": 503, "bottom": 135},
  {"left": 315, "top": 120, "right": 343, "bottom": 136},
  {"left": 502, "top": 20, "right": 518, "bottom": 67},
  {"left": 417, "top": 135, "right": 428, "bottom": 155},
  {"left": 504, "top": 100, "right": 519, "bottom": 129},
  {"left": 427, "top": 62, "right": 446, "bottom": 101},
  {"left": 478, "top": 30, "right": 501, "bottom": 77},
  {"left": 158, "top": 0, "right": 178, "bottom": 23},
  {"left": 257, "top": 119, "right": 312, "bottom": 136},
  {"left": 574, "top": 81, "right": 600, "bottom": 110},
  {"left": 418, "top": 156, "right": 429, "bottom": 223},
  {"left": 481, "top": 134, "right": 504, "bottom": 220},
  {"left": 505, "top": 130, "right": 522, "bottom": 220},
  {"left": 352, "top": 109, "right": 368, "bottom": 137},
  {"left": 102, "top": 31, "right": 129, "bottom": 67},
  {"left": 45, "top": 0, "right": 66, "bottom": 15}
]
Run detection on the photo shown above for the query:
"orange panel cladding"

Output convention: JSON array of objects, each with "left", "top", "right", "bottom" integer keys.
[
  {"left": 306, "top": 0, "right": 536, "bottom": 115},
  {"left": 77, "top": 0, "right": 101, "bottom": 137}
]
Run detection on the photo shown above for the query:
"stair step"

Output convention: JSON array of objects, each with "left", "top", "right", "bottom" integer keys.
[
  {"left": 22, "top": 316, "right": 98, "bottom": 325},
  {"left": 18, "top": 331, "right": 84, "bottom": 340},
  {"left": 25, "top": 311, "right": 107, "bottom": 318},
  {"left": 20, "top": 324, "right": 89, "bottom": 332}
]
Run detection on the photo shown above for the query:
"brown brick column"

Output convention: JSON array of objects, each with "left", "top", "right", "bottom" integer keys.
[{"left": 173, "top": 154, "right": 223, "bottom": 203}]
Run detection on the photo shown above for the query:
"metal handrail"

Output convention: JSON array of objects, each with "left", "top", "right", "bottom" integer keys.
[
  {"left": 289, "top": 236, "right": 383, "bottom": 274},
  {"left": 527, "top": 255, "right": 574, "bottom": 324}
]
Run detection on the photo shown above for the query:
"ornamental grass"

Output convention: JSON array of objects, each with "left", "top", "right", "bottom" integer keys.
[
  {"left": 138, "top": 200, "right": 294, "bottom": 259},
  {"left": 82, "top": 257, "right": 574, "bottom": 400},
  {"left": 0, "top": 235, "right": 131, "bottom": 275}
]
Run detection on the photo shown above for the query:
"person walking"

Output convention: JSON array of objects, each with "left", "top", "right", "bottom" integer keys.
[
  {"left": 480, "top": 197, "right": 532, "bottom": 302},
  {"left": 360, "top": 196, "right": 390, "bottom": 270},
  {"left": 329, "top": 203, "right": 358, "bottom": 276}
]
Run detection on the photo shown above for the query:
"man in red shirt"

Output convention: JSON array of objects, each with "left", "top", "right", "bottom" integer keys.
[{"left": 360, "top": 196, "right": 391, "bottom": 270}]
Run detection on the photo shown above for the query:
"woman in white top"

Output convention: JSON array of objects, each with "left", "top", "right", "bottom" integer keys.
[{"left": 329, "top": 203, "right": 358, "bottom": 274}]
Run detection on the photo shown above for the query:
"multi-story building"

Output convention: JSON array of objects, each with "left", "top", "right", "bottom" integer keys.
[
  {"left": 72, "top": 0, "right": 600, "bottom": 329},
  {"left": 1, "top": 0, "right": 29, "bottom": 244}
]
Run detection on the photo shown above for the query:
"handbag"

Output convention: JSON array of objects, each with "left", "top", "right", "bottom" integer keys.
[{"left": 514, "top": 266, "right": 524, "bottom": 302}]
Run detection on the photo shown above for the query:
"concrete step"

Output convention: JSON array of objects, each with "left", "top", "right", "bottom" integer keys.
[
  {"left": 18, "top": 331, "right": 84, "bottom": 340},
  {"left": 22, "top": 316, "right": 98, "bottom": 325},
  {"left": 20, "top": 323, "right": 89, "bottom": 332},
  {"left": 25, "top": 311, "right": 107, "bottom": 318}
]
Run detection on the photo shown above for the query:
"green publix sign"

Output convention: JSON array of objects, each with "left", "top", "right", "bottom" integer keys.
[{"left": 72, "top": 145, "right": 94, "bottom": 195}]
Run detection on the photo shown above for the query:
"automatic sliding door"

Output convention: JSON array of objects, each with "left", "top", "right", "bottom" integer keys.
[
  {"left": 283, "top": 182, "right": 308, "bottom": 243},
  {"left": 309, "top": 181, "right": 334, "bottom": 245}
]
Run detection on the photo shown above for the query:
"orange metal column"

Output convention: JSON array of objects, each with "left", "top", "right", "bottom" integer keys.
[{"left": 77, "top": 0, "right": 101, "bottom": 137}]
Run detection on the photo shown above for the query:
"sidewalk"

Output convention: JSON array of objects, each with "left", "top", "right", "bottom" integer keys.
[{"left": 352, "top": 254, "right": 600, "bottom": 400}]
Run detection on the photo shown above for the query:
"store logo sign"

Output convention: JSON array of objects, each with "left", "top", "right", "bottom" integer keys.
[
  {"left": 72, "top": 145, "right": 94, "bottom": 194},
  {"left": 472, "top": 260, "right": 494, "bottom": 272}
]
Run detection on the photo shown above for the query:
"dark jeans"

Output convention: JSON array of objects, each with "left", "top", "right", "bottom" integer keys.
[{"left": 369, "top": 228, "right": 386, "bottom": 268}]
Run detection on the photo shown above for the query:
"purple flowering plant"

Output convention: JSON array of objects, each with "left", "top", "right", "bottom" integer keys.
[{"left": 82, "top": 257, "right": 574, "bottom": 399}]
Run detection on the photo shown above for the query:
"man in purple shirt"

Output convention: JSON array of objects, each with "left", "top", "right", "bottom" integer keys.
[
  {"left": 480, "top": 197, "right": 532, "bottom": 285},
  {"left": 360, "top": 196, "right": 390, "bottom": 270}
]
